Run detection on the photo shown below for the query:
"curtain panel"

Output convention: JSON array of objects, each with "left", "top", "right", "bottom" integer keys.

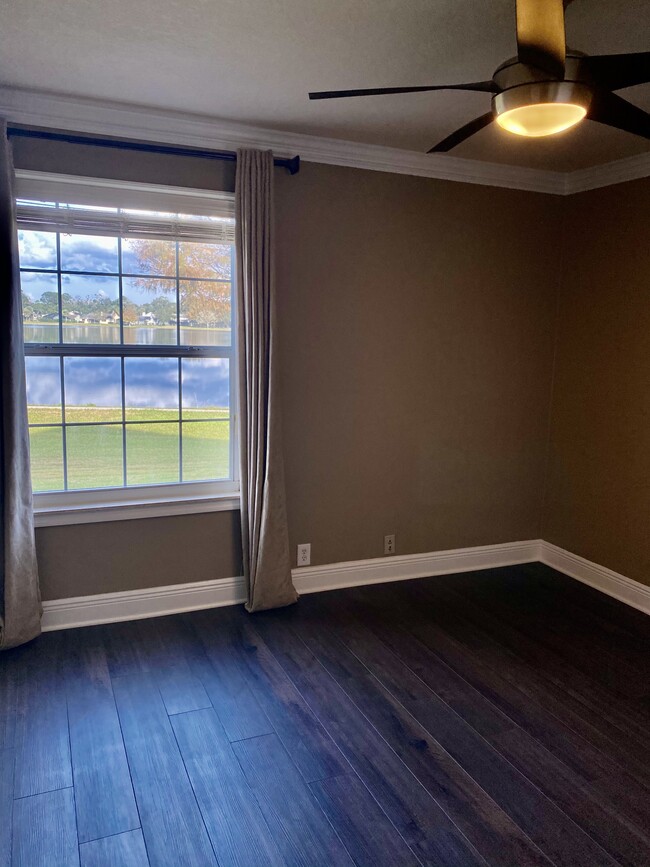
[
  {"left": 0, "top": 120, "right": 41, "bottom": 649},
  {"left": 235, "top": 148, "right": 297, "bottom": 612}
]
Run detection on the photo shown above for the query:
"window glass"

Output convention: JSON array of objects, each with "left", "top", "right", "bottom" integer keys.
[{"left": 20, "top": 194, "right": 236, "bottom": 496}]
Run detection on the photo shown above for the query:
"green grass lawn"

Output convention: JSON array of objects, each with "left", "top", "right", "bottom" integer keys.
[{"left": 28, "top": 406, "right": 231, "bottom": 491}]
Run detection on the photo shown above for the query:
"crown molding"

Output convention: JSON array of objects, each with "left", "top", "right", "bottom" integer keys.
[
  {"left": 563, "top": 151, "right": 650, "bottom": 195},
  {"left": 1, "top": 86, "right": 648, "bottom": 195}
]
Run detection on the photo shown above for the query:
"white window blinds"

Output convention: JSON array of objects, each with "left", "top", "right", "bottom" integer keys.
[{"left": 14, "top": 170, "right": 235, "bottom": 243}]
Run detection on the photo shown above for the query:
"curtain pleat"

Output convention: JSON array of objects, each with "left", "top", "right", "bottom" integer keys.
[
  {"left": 0, "top": 119, "right": 41, "bottom": 649},
  {"left": 235, "top": 148, "right": 297, "bottom": 612}
]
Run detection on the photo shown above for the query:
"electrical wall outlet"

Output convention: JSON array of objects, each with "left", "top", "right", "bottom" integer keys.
[
  {"left": 384, "top": 534, "right": 396, "bottom": 556},
  {"left": 297, "top": 543, "right": 311, "bottom": 566}
]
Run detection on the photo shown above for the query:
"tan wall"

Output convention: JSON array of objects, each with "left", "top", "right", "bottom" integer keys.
[
  {"left": 542, "top": 178, "right": 650, "bottom": 587},
  {"left": 14, "top": 139, "right": 562, "bottom": 600},
  {"left": 275, "top": 164, "right": 560, "bottom": 564},
  {"left": 35, "top": 512, "right": 242, "bottom": 599}
]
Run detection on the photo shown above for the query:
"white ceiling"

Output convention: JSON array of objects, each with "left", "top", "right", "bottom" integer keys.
[{"left": 1, "top": 0, "right": 649, "bottom": 171}]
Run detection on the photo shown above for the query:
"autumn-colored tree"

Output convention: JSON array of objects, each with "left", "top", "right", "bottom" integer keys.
[
  {"left": 129, "top": 240, "right": 232, "bottom": 326},
  {"left": 122, "top": 299, "right": 139, "bottom": 324}
]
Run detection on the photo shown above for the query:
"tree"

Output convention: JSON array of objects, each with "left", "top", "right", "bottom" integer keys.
[
  {"left": 128, "top": 240, "right": 232, "bottom": 326},
  {"left": 122, "top": 299, "right": 139, "bottom": 325},
  {"left": 148, "top": 296, "right": 176, "bottom": 325},
  {"left": 38, "top": 291, "right": 60, "bottom": 315}
]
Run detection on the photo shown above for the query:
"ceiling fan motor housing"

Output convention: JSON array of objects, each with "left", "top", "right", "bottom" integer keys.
[{"left": 492, "top": 54, "right": 593, "bottom": 136}]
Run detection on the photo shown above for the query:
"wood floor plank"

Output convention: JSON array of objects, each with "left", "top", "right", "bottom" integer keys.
[
  {"left": 0, "top": 650, "right": 17, "bottom": 750},
  {"left": 137, "top": 618, "right": 212, "bottom": 716},
  {"left": 528, "top": 564, "right": 650, "bottom": 640},
  {"left": 65, "top": 628, "right": 140, "bottom": 843},
  {"left": 184, "top": 610, "right": 273, "bottom": 741},
  {"left": 12, "top": 787, "right": 78, "bottom": 867},
  {"left": 438, "top": 576, "right": 650, "bottom": 738},
  {"left": 283, "top": 615, "right": 553, "bottom": 867},
  {"left": 111, "top": 672, "right": 217, "bottom": 867},
  {"left": 232, "top": 733, "right": 355, "bottom": 867},
  {"left": 351, "top": 580, "right": 647, "bottom": 784},
  {"left": 10, "top": 564, "right": 649, "bottom": 867},
  {"left": 102, "top": 618, "right": 211, "bottom": 716},
  {"left": 193, "top": 608, "right": 348, "bottom": 783},
  {"left": 171, "top": 707, "right": 285, "bottom": 867},
  {"left": 492, "top": 727, "right": 650, "bottom": 867},
  {"left": 345, "top": 587, "right": 650, "bottom": 863},
  {"left": 450, "top": 570, "right": 649, "bottom": 699},
  {"left": 310, "top": 772, "right": 418, "bottom": 867},
  {"left": 13, "top": 632, "right": 72, "bottom": 798},
  {"left": 80, "top": 829, "right": 149, "bottom": 867},
  {"left": 0, "top": 749, "right": 13, "bottom": 867},
  {"left": 409, "top": 578, "right": 650, "bottom": 777},
  {"left": 252, "top": 613, "right": 489, "bottom": 867},
  {"left": 297, "top": 603, "right": 617, "bottom": 867}
]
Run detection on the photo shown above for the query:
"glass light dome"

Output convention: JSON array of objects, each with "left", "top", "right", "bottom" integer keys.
[{"left": 493, "top": 82, "right": 591, "bottom": 138}]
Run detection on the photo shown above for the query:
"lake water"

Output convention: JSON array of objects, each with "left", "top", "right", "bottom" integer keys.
[{"left": 24, "top": 323, "right": 231, "bottom": 347}]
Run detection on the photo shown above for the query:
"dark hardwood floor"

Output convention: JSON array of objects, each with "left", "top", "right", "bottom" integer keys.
[{"left": 1, "top": 562, "right": 649, "bottom": 867}]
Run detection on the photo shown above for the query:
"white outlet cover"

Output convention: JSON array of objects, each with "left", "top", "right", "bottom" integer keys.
[{"left": 297, "top": 543, "right": 311, "bottom": 566}]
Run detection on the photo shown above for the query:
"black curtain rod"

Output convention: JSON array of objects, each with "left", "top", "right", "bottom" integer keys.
[{"left": 6, "top": 126, "right": 300, "bottom": 175}]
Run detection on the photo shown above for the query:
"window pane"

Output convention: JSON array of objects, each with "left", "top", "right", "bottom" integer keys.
[
  {"left": 123, "top": 277, "right": 177, "bottom": 345},
  {"left": 122, "top": 238, "right": 176, "bottom": 276},
  {"left": 18, "top": 230, "right": 57, "bottom": 270},
  {"left": 181, "top": 358, "right": 229, "bottom": 420},
  {"left": 20, "top": 271, "right": 60, "bottom": 343},
  {"left": 126, "top": 423, "right": 179, "bottom": 485},
  {"left": 61, "top": 274, "right": 120, "bottom": 343},
  {"left": 64, "top": 357, "right": 122, "bottom": 423},
  {"left": 179, "top": 280, "right": 231, "bottom": 346},
  {"left": 66, "top": 425, "right": 123, "bottom": 490},
  {"left": 29, "top": 427, "right": 64, "bottom": 492},
  {"left": 125, "top": 357, "right": 179, "bottom": 421},
  {"left": 182, "top": 421, "right": 230, "bottom": 481},
  {"left": 60, "top": 233, "right": 119, "bottom": 273},
  {"left": 178, "top": 241, "right": 231, "bottom": 280},
  {"left": 25, "top": 357, "right": 62, "bottom": 424}
]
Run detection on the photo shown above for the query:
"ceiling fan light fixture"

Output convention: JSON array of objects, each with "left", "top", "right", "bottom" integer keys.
[{"left": 493, "top": 81, "right": 592, "bottom": 137}]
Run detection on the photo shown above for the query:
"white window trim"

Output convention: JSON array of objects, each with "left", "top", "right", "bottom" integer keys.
[
  {"left": 33, "top": 483, "right": 240, "bottom": 527},
  {"left": 20, "top": 171, "right": 241, "bottom": 526}
]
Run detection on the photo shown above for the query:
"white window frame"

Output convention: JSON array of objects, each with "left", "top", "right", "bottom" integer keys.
[{"left": 17, "top": 171, "right": 240, "bottom": 526}]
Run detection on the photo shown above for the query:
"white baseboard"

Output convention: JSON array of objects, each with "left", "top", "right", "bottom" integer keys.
[
  {"left": 292, "top": 539, "right": 541, "bottom": 595},
  {"left": 540, "top": 541, "right": 650, "bottom": 616},
  {"left": 41, "top": 576, "right": 247, "bottom": 631},
  {"left": 41, "top": 539, "right": 540, "bottom": 631},
  {"left": 41, "top": 537, "right": 649, "bottom": 631}
]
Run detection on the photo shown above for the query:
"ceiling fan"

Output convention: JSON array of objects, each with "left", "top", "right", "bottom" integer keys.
[{"left": 308, "top": 0, "right": 650, "bottom": 152}]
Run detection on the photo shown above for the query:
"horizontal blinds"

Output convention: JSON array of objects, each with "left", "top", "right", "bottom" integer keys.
[{"left": 15, "top": 170, "right": 235, "bottom": 243}]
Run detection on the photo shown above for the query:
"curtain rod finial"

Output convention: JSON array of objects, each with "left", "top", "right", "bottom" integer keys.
[{"left": 285, "top": 155, "right": 300, "bottom": 175}]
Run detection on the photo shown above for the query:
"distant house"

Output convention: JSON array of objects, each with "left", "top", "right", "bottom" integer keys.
[
  {"left": 105, "top": 310, "right": 120, "bottom": 324},
  {"left": 85, "top": 313, "right": 102, "bottom": 324},
  {"left": 62, "top": 311, "right": 83, "bottom": 322},
  {"left": 138, "top": 311, "right": 156, "bottom": 325}
]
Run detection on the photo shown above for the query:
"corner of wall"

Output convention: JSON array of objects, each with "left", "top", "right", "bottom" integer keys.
[{"left": 538, "top": 194, "right": 569, "bottom": 541}]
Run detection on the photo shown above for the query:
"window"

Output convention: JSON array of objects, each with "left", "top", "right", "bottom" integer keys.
[{"left": 16, "top": 172, "right": 239, "bottom": 524}]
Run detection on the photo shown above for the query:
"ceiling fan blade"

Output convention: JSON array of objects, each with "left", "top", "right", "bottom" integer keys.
[
  {"left": 587, "top": 90, "right": 650, "bottom": 140},
  {"left": 309, "top": 82, "right": 497, "bottom": 100},
  {"left": 428, "top": 112, "right": 495, "bottom": 153},
  {"left": 516, "top": 0, "right": 566, "bottom": 79},
  {"left": 581, "top": 52, "right": 650, "bottom": 92}
]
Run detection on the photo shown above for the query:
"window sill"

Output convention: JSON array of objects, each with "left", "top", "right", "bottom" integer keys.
[{"left": 33, "top": 492, "right": 240, "bottom": 527}]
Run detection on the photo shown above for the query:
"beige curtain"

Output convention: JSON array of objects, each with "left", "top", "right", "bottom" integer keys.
[
  {"left": 0, "top": 120, "right": 41, "bottom": 649},
  {"left": 235, "top": 148, "right": 297, "bottom": 612}
]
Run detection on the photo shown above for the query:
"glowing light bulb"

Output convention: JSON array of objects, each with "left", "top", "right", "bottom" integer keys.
[
  {"left": 493, "top": 82, "right": 591, "bottom": 139},
  {"left": 496, "top": 102, "right": 586, "bottom": 136}
]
